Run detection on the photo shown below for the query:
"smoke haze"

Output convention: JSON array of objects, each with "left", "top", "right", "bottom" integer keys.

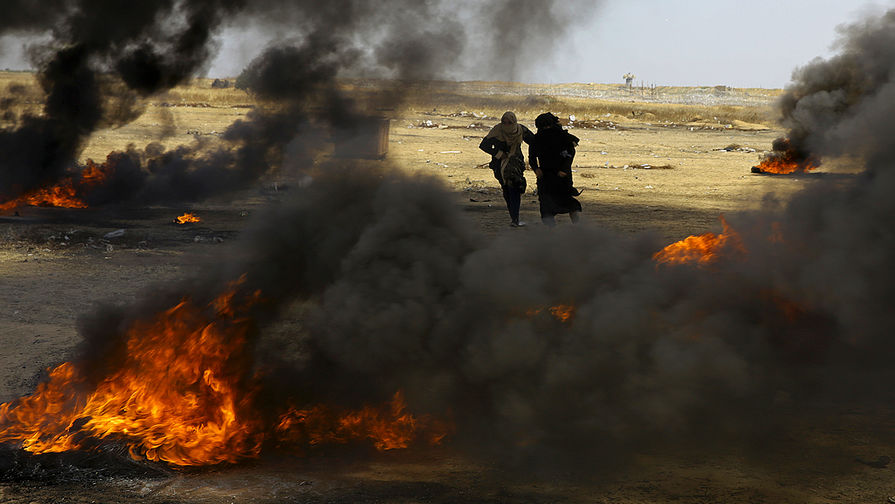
[
  {"left": 3, "top": 0, "right": 894, "bottom": 477},
  {"left": 0, "top": 0, "right": 601, "bottom": 205},
  {"left": 214, "top": 6, "right": 895, "bottom": 469}
]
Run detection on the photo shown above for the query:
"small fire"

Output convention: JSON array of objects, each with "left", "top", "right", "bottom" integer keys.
[
  {"left": 752, "top": 139, "right": 820, "bottom": 174},
  {"left": 175, "top": 212, "right": 201, "bottom": 224},
  {"left": 0, "top": 180, "right": 87, "bottom": 211},
  {"left": 0, "top": 276, "right": 449, "bottom": 466},
  {"left": 525, "top": 304, "right": 576, "bottom": 323},
  {"left": 653, "top": 216, "right": 745, "bottom": 266},
  {"left": 0, "top": 157, "right": 114, "bottom": 212},
  {"left": 275, "top": 391, "right": 449, "bottom": 451},
  {"left": 548, "top": 304, "right": 575, "bottom": 323}
]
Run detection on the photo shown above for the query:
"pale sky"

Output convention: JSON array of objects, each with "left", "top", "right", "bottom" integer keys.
[
  {"left": 548, "top": 0, "right": 893, "bottom": 88},
  {"left": 1, "top": 1, "right": 892, "bottom": 89}
]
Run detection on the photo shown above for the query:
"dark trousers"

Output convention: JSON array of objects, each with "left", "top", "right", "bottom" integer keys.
[{"left": 502, "top": 185, "right": 521, "bottom": 223}]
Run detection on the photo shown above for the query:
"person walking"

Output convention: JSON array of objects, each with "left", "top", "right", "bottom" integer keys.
[
  {"left": 479, "top": 111, "right": 534, "bottom": 227},
  {"left": 529, "top": 112, "right": 582, "bottom": 226}
]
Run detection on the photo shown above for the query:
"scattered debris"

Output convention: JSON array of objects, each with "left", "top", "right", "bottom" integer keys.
[
  {"left": 558, "top": 118, "right": 625, "bottom": 130},
  {"left": 627, "top": 162, "right": 673, "bottom": 170},
  {"left": 411, "top": 119, "right": 446, "bottom": 129},
  {"left": 447, "top": 110, "right": 491, "bottom": 119},
  {"left": 103, "top": 229, "right": 126, "bottom": 239},
  {"left": 158, "top": 102, "right": 211, "bottom": 108},
  {"left": 193, "top": 235, "right": 224, "bottom": 244},
  {"left": 462, "top": 177, "right": 491, "bottom": 194},
  {"left": 185, "top": 128, "right": 223, "bottom": 136},
  {"left": 593, "top": 163, "right": 675, "bottom": 171},
  {"left": 443, "top": 122, "right": 487, "bottom": 130},
  {"left": 714, "top": 144, "right": 757, "bottom": 153}
]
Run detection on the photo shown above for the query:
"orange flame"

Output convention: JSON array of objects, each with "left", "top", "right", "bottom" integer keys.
[
  {"left": 653, "top": 216, "right": 745, "bottom": 266},
  {"left": 175, "top": 212, "right": 201, "bottom": 224},
  {"left": 0, "top": 277, "right": 263, "bottom": 466},
  {"left": 276, "top": 391, "right": 450, "bottom": 451},
  {"left": 548, "top": 304, "right": 575, "bottom": 322},
  {"left": 753, "top": 157, "right": 819, "bottom": 174},
  {"left": 0, "top": 276, "right": 449, "bottom": 466},
  {"left": 753, "top": 140, "right": 820, "bottom": 174},
  {"left": 0, "top": 157, "right": 114, "bottom": 212},
  {"left": 0, "top": 179, "right": 87, "bottom": 211},
  {"left": 525, "top": 304, "right": 576, "bottom": 323}
]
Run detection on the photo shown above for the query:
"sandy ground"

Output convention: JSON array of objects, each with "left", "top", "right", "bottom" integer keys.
[
  {"left": 390, "top": 110, "right": 793, "bottom": 239},
  {"left": 1, "top": 88, "right": 893, "bottom": 503}
]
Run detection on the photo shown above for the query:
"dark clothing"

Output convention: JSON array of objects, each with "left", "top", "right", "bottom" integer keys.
[
  {"left": 479, "top": 126, "right": 534, "bottom": 223},
  {"left": 529, "top": 127, "right": 582, "bottom": 218},
  {"left": 501, "top": 185, "right": 522, "bottom": 225}
]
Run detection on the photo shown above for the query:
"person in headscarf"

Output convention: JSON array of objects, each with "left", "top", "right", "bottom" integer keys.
[
  {"left": 479, "top": 111, "right": 535, "bottom": 227},
  {"left": 529, "top": 112, "right": 582, "bottom": 226}
]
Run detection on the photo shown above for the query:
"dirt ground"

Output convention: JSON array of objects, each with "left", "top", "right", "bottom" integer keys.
[{"left": 1, "top": 80, "right": 893, "bottom": 503}]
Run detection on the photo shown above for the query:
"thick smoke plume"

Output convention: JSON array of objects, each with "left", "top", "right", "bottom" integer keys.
[
  {"left": 8, "top": 0, "right": 895, "bottom": 477},
  {"left": 0, "top": 0, "right": 248, "bottom": 201},
  {"left": 0, "top": 0, "right": 600, "bottom": 206},
  {"left": 70, "top": 140, "right": 894, "bottom": 474},
  {"left": 764, "top": 8, "right": 895, "bottom": 171},
  {"left": 172, "top": 7, "right": 895, "bottom": 469}
]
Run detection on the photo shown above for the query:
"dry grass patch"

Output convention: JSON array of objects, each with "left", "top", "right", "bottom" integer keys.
[
  {"left": 160, "top": 78, "right": 256, "bottom": 108},
  {"left": 588, "top": 163, "right": 676, "bottom": 171},
  {"left": 397, "top": 91, "right": 777, "bottom": 130},
  {"left": 0, "top": 72, "right": 781, "bottom": 131}
]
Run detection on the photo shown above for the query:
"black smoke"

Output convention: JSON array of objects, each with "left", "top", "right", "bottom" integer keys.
[
  {"left": 0, "top": 0, "right": 246, "bottom": 201},
  {"left": 21, "top": 0, "right": 895, "bottom": 478},
  {"left": 0, "top": 0, "right": 601, "bottom": 206},
  {"left": 5, "top": 1, "right": 895, "bottom": 476},
  {"left": 69, "top": 138, "right": 894, "bottom": 476},
  {"left": 764, "top": 8, "right": 895, "bottom": 171},
  {"left": 201, "top": 6, "right": 895, "bottom": 471}
]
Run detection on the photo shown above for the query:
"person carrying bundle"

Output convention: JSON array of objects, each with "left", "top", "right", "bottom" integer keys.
[{"left": 479, "top": 111, "right": 535, "bottom": 227}]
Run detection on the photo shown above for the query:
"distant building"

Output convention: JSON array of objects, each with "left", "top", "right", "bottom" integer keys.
[{"left": 623, "top": 73, "right": 635, "bottom": 88}]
